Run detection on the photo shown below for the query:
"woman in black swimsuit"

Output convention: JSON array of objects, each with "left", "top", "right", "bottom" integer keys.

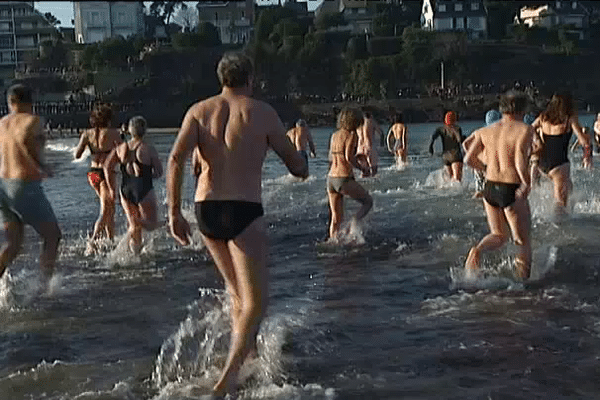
[
  {"left": 429, "top": 111, "right": 465, "bottom": 182},
  {"left": 105, "top": 116, "right": 163, "bottom": 254},
  {"left": 74, "top": 103, "right": 122, "bottom": 251},
  {"left": 532, "top": 92, "right": 592, "bottom": 213}
]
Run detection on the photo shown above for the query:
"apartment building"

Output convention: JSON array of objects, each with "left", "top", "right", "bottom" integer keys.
[
  {"left": 0, "top": 1, "right": 59, "bottom": 69},
  {"left": 421, "top": 0, "right": 488, "bottom": 39},
  {"left": 74, "top": 1, "right": 144, "bottom": 44},
  {"left": 196, "top": 0, "right": 254, "bottom": 44}
]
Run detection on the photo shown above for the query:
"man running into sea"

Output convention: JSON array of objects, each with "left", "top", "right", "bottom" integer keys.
[
  {"left": 356, "top": 110, "right": 380, "bottom": 177},
  {"left": 463, "top": 91, "right": 533, "bottom": 280},
  {"left": 0, "top": 84, "right": 62, "bottom": 284},
  {"left": 286, "top": 119, "right": 316, "bottom": 172},
  {"left": 166, "top": 52, "right": 308, "bottom": 398},
  {"left": 386, "top": 113, "right": 407, "bottom": 166}
]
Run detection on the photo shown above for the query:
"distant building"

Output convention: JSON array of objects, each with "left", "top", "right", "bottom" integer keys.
[
  {"left": 0, "top": 1, "right": 60, "bottom": 70},
  {"left": 59, "top": 27, "right": 76, "bottom": 43},
  {"left": 73, "top": 1, "right": 144, "bottom": 44},
  {"left": 517, "top": 1, "right": 590, "bottom": 40},
  {"left": 314, "top": 0, "right": 387, "bottom": 34},
  {"left": 421, "top": 0, "right": 488, "bottom": 40},
  {"left": 196, "top": 0, "right": 253, "bottom": 44}
]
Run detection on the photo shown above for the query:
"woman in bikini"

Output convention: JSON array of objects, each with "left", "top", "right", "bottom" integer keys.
[
  {"left": 74, "top": 102, "right": 122, "bottom": 251},
  {"left": 104, "top": 116, "right": 163, "bottom": 254},
  {"left": 327, "top": 108, "right": 373, "bottom": 239},
  {"left": 532, "top": 92, "right": 592, "bottom": 214}
]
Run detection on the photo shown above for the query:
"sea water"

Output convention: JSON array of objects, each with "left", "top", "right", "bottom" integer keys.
[{"left": 1, "top": 116, "right": 600, "bottom": 399}]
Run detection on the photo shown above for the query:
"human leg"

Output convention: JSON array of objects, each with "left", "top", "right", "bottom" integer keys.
[
  {"left": 548, "top": 163, "right": 572, "bottom": 212},
  {"left": 451, "top": 162, "right": 463, "bottom": 182},
  {"left": 120, "top": 194, "right": 142, "bottom": 254},
  {"left": 137, "top": 190, "right": 160, "bottom": 231},
  {"left": 327, "top": 190, "right": 344, "bottom": 239},
  {"left": 339, "top": 179, "right": 373, "bottom": 221},
  {"left": 212, "top": 217, "right": 268, "bottom": 396},
  {"left": 504, "top": 197, "right": 532, "bottom": 279},
  {"left": 465, "top": 200, "right": 510, "bottom": 274},
  {"left": 34, "top": 220, "right": 62, "bottom": 278},
  {"left": 92, "top": 181, "right": 115, "bottom": 240},
  {"left": 0, "top": 221, "right": 24, "bottom": 278}
]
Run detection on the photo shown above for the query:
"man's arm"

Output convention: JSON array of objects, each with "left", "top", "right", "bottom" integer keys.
[
  {"left": 401, "top": 126, "right": 407, "bottom": 149},
  {"left": 429, "top": 129, "right": 440, "bottom": 154},
  {"left": 515, "top": 126, "right": 534, "bottom": 197},
  {"left": 28, "top": 117, "right": 52, "bottom": 177},
  {"left": 386, "top": 127, "right": 394, "bottom": 153},
  {"left": 307, "top": 129, "right": 316, "bottom": 157},
  {"left": 167, "top": 107, "right": 198, "bottom": 245},
  {"left": 168, "top": 108, "right": 198, "bottom": 215},
  {"left": 463, "top": 131, "right": 485, "bottom": 171},
  {"left": 267, "top": 112, "right": 308, "bottom": 179}
]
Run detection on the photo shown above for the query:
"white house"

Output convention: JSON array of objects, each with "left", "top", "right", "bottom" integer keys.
[
  {"left": 421, "top": 0, "right": 488, "bottom": 39},
  {"left": 74, "top": 1, "right": 144, "bottom": 44}
]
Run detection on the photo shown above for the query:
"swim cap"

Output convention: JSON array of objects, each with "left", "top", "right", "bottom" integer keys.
[
  {"left": 523, "top": 113, "right": 536, "bottom": 125},
  {"left": 444, "top": 111, "right": 456, "bottom": 126},
  {"left": 485, "top": 110, "right": 501, "bottom": 126}
]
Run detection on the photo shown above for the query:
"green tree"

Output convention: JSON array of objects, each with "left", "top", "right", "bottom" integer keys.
[{"left": 149, "top": 1, "right": 186, "bottom": 25}]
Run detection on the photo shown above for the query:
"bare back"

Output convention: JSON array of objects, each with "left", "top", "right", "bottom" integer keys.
[
  {"left": 183, "top": 93, "right": 294, "bottom": 203},
  {"left": 329, "top": 129, "right": 357, "bottom": 178},
  {"left": 477, "top": 118, "right": 532, "bottom": 184},
  {"left": 392, "top": 123, "right": 406, "bottom": 145},
  {"left": 0, "top": 113, "right": 45, "bottom": 180},
  {"left": 87, "top": 127, "right": 121, "bottom": 168},
  {"left": 287, "top": 126, "right": 311, "bottom": 152}
]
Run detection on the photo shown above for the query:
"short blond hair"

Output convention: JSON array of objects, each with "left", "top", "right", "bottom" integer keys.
[{"left": 128, "top": 116, "right": 147, "bottom": 138}]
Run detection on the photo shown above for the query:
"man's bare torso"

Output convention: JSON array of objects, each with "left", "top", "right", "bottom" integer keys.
[
  {"left": 0, "top": 113, "right": 45, "bottom": 180},
  {"left": 190, "top": 93, "right": 284, "bottom": 203},
  {"left": 287, "top": 126, "right": 310, "bottom": 151},
  {"left": 478, "top": 119, "right": 532, "bottom": 184}
]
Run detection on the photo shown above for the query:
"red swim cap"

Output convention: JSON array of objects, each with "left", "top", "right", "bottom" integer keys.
[{"left": 444, "top": 111, "right": 457, "bottom": 126}]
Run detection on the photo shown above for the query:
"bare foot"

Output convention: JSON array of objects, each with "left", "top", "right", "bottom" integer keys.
[
  {"left": 514, "top": 258, "right": 530, "bottom": 280},
  {"left": 464, "top": 247, "right": 480, "bottom": 280}
]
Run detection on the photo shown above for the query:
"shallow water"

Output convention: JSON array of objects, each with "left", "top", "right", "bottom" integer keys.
[{"left": 1, "top": 116, "right": 600, "bottom": 399}]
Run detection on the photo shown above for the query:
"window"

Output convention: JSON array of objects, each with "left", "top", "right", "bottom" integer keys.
[
  {"left": 556, "top": 1, "right": 561, "bottom": 9},
  {"left": 0, "top": 37, "right": 11, "bottom": 48},
  {"left": 439, "top": 4, "right": 446, "bottom": 12},
  {"left": 455, "top": 3, "right": 463, "bottom": 12},
  {"left": 471, "top": 2, "right": 479, "bottom": 11},
  {"left": 573, "top": 1, "right": 577, "bottom": 9},
  {"left": 21, "top": 22, "right": 32, "bottom": 29},
  {"left": 90, "top": 11, "right": 100, "bottom": 25},
  {"left": 0, "top": 10, "right": 9, "bottom": 17},
  {"left": 16, "top": 36, "right": 34, "bottom": 47},
  {"left": 215, "top": 12, "right": 218, "bottom": 20},
  {"left": 240, "top": 11, "right": 245, "bottom": 19},
  {"left": 358, "top": 8, "right": 366, "bottom": 14},
  {"left": 117, "top": 12, "right": 127, "bottom": 24},
  {"left": 0, "top": 22, "right": 9, "bottom": 31}
]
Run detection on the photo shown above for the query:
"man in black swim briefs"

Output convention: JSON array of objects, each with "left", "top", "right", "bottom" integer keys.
[
  {"left": 463, "top": 91, "right": 534, "bottom": 280},
  {"left": 166, "top": 52, "right": 308, "bottom": 398}
]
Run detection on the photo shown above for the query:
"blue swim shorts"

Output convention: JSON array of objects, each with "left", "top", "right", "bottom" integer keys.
[{"left": 0, "top": 179, "right": 58, "bottom": 233}]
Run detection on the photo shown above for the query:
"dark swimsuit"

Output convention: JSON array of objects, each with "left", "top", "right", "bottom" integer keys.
[
  {"left": 430, "top": 126, "right": 465, "bottom": 166},
  {"left": 539, "top": 130, "right": 572, "bottom": 174},
  {"left": 483, "top": 181, "right": 520, "bottom": 208},
  {"left": 120, "top": 144, "right": 154, "bottom": 205},
  {"left": 195, "top": 201, "right": 264, "bottom": 241}
]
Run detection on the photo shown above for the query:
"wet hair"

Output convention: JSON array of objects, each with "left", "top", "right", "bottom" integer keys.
[
  {"left": 336, "top": 107, "right": 361, "bottom": 131},
  {"left": 216, "top": 52, "right": 254, "bottom": 88},
  {"left": 363, "top": 111, "right": 372, "bottom": 119},
  {"left": 499, "top": 91, "right": 528, "bottom": 116},
  {"left": 541, "top": 91, "right": 573, "bottom": 125},
  {"left": 394, "top": 113, "right": 404, "bottom": 124},
  {"left": 89, "top": 103, "right": 113, "bottom": 129},
  {"left": 7, "top": 84, "right": 33, "bottom": 104},
  {"left": 128, "top": 116, "right": 147, "bottom": 138},
  {"left": 296, "top": 119, "right": 307, "bottom": 127}
]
